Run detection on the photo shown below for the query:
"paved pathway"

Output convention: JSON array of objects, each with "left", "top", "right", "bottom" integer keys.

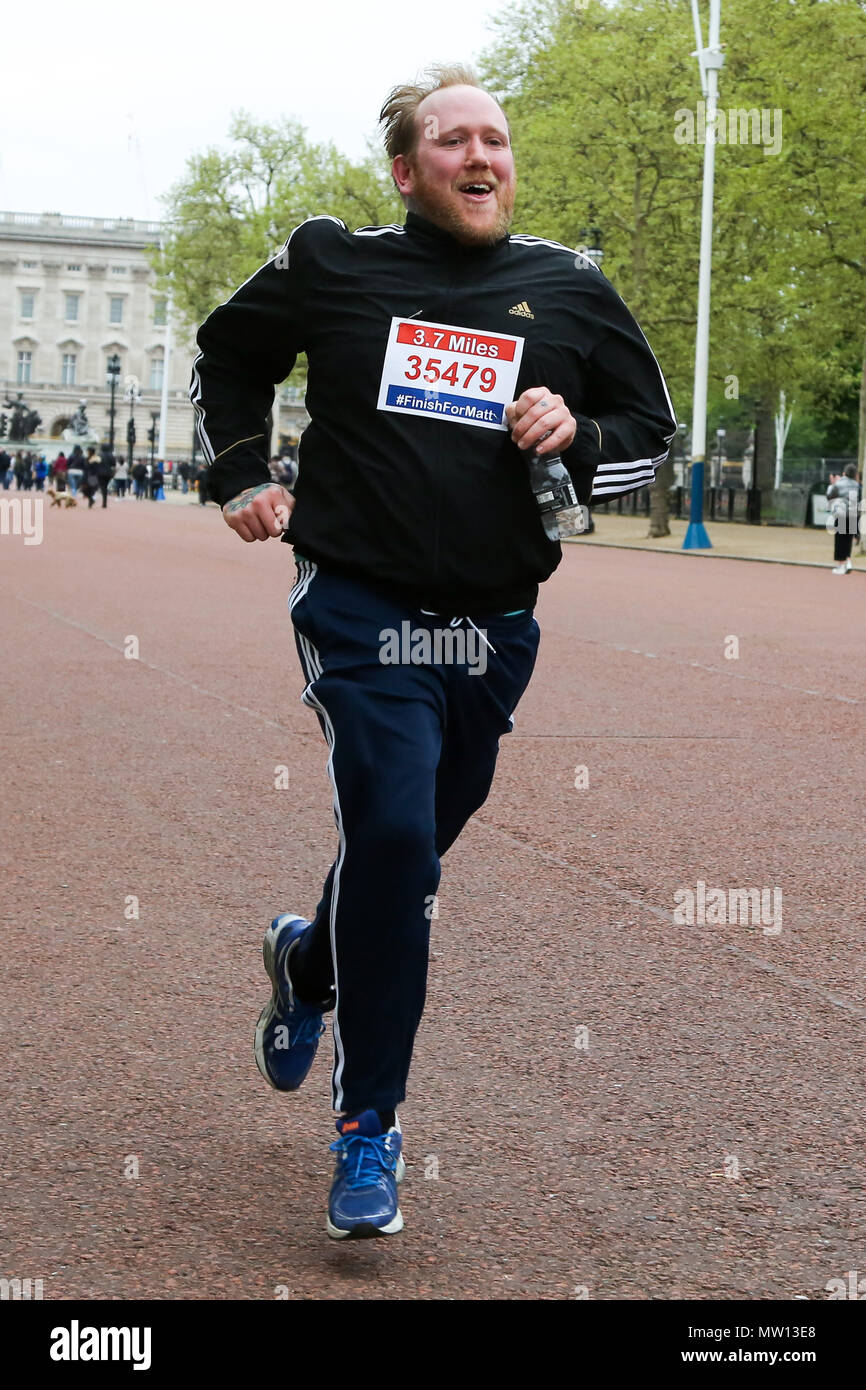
[{"left": 1, "top": 498, "right": 863, "bottom": 1299}]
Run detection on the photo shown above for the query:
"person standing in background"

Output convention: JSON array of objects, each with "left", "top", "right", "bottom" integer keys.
[
  {"left": 827, "top": 464, "right": 861, "bottom": 575},
  {"left": 67, "top": 445, "right": 84, "bottom": 495},
  {"left": 195, "top": 462, "right": 209, "bottom": 505},
  {"left": 81, "top": 455, "right": 100, "bottom": 509},
  {"left": 97, "top": 446, "right": 116, "bottom": 509}
]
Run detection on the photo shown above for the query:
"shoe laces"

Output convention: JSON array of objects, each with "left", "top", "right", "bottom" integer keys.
[
  {"left": 330, "top": 1132, "right": 399, "bottom": 1189},
  {"left": 288, "top": 1013, "right": 326, "bottom": 1046}
]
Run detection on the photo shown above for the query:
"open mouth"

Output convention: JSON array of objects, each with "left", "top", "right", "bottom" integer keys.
[{"left": 458, "top": 183, "right": 495, "bottom": 203}]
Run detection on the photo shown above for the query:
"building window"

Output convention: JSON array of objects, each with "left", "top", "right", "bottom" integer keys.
[
  {"left": 66, "top": 263, "right": 81, "bottom": 271},
  {"left": 109, "top": 296, "right": 124, "bottom": 324},
  {"left": 65, "top": 293, "right": 80, "bottom": 322},
  {"left": 61, "top": 353, "right": 77, "bottom": 386},
  {"left": 153, "top": 298, "right": 167, "bottom": 326},
  {"left": 111, "top": 265, "right": 127, "bottom": 275},
  {"left": 20, "top": 292, "right": 35, "bottom": 319},
  {"left": 17, "top": 351, "right": 32, "bottom": 384},
  {"left": 149, "top": 357, "right": 164, "bottom": 391},
  {"left": 22, "top": 260, "right": 37, "bottom": 269}
]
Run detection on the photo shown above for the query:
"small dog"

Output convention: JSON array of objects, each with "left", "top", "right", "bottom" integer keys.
[{"left": 46, "top": 487, "right": 78, "bottom": 509}]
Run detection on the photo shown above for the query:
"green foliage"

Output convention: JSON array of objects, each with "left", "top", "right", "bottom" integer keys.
[
  {"left": 152, "top": 113, "right": 401, "bottom": 366},
  {"left": 155, "top": 3, "right": 865, "bottom": 453},
  {"left": 482, "top": 0, "right": 866, "bottom": 445},
  {"left": 482, "top": 0, "right": 704, "bottom": 409}
]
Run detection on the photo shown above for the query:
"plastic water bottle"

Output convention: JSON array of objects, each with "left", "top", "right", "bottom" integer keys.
[{"left": 528, "top": 447, "right": 588, "bottom": 540}]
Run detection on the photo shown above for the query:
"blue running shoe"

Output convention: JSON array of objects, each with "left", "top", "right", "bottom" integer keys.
[
  {"left": 254, "top": 914, "right": 328, "bottom": 1091},
  {"left": 326, "top": 1109, "right": 404, "bottom": 1239}
]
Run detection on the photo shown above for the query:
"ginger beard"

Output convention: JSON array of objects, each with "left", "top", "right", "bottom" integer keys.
[{"left": 406, "top": 160, "right": 516, "bottom": 247}]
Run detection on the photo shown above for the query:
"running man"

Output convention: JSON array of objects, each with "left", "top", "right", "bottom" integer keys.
[{"left": 190, "top": 65, "right": 675, "bottom": 1239}]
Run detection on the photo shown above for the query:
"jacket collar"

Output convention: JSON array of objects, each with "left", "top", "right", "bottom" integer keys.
[{"left": 403, "top": 210, "right": 510, "bottom": 256}]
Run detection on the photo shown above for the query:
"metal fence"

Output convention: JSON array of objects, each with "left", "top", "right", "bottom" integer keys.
[
  {"left": 595, "top": 485, "right": 814, "bottom": 527},
  {"left": 595, "top": 457, "right": 859, "bottom": 528}
]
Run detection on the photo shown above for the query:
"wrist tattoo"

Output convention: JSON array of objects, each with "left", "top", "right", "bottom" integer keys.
[{"left": 225, "top": 483, "right": 273, "bottom": 514}]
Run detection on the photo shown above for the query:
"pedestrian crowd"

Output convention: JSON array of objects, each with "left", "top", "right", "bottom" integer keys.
[
  {"left": 269, "top": 454, "right": 298, "bottom": 490},
  {"left": 0, "top": 448, "right": 216, "bottom": 508}
]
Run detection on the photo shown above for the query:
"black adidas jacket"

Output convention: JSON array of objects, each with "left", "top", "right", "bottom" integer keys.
[{"left": 190, "top": 211, "right": 675, "bottom": 613}]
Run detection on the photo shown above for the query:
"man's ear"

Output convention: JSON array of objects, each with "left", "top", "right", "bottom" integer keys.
[{"left": 392, "top": 153, "right": 415, "bottom": 199}]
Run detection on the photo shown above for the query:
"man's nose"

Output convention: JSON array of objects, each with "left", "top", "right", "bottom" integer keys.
[{"left": 464, "top": 135, "right": 490, "bottom": 165}]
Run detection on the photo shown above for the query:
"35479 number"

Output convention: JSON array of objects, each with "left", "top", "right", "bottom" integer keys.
[{"left": 404, "top": 355, "right": 497, "bottom": 393}]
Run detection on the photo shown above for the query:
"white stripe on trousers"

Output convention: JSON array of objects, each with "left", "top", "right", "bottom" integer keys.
[
  {"left": 289, "top": 558, "right": 322, "bottom": 680},
  {"left": 288, "top": 559, "right": 346, "bottom": 1108}
]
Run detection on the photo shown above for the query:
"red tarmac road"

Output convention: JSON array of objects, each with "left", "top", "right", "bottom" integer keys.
[{"left": 1, "top": 496, "right": 864, "bottom": 1300}]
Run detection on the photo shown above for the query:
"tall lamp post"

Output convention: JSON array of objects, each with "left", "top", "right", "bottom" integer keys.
[
  {"left": 715, "top": 427, "right": 726, "bottom": 488},
  {"left": 125, "top": 375, "right": 141, "bottom": 471},
  {"left": 577, "top": 225, "right": 604, "bottom": 269},
  {"left": 673, "top": 421, "right": 690, "bottom": 489},
  {"left": 683, "top": 0, "right": 725, "bottom": 550},
  {"left": 106, "top": 354, "right": 121, "bottom": 452},
  {"left": 148, "top": 412, "right": 159, "bottom": 469}
]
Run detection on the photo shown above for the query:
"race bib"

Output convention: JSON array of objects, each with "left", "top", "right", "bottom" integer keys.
[{"left": 377, "top": 317, "right": 524, "bottom": 431}]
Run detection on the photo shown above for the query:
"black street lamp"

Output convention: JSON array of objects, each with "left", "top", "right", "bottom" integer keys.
[
  {"left": 106, "top": 354, "right": 122, "bottom": 451},
  {"left": 715, "top": 427, "right": 726, "bottom": 489},
  {"left": 577, "top": 225, "right": 604, "bottom": 268},
  {"left": 148, "top": 412, "right": 159, "bottom": 468},
  {"left": 125, "top": 376, "right": 141, "bottom": 470},
  {"left": 674, "top": 421, "right": 690, "bottom": 490}
]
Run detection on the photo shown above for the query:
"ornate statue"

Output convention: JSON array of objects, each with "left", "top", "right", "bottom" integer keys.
[
  {"left": 2, "top": 393, "right": 42, "bottom": 442},
  {"left": 62, "top": 398, "right": 98, "bottom": 445}
]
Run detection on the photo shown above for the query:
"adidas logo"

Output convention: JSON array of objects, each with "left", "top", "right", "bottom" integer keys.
[{"left": 508, "top": 300, "right": 534, "bottom": 318}]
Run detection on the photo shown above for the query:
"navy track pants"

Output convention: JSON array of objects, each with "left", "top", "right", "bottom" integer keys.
[{"left": 287, "top": 559, "right": 540, "bottom": 1114}]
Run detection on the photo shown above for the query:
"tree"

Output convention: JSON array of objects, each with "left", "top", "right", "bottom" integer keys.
[
  {"left": 707, "top": 0, "right": 865, "bottom": 492},
  {"left": 482, "top": 1, "right": 702, "bottom": 408},
  {"left": 481, "top": 0, "right": 866, "bottom": 532},
  {"left": 152, "top": 113, "right": 401, "bottom": 390}
]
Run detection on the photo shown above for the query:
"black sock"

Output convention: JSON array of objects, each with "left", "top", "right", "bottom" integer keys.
[
  {"left": 287, "top": 941, "right": 334, "bottom": 1008},
  {"left": 340, "top": 1109, "right": 396, "bottom": 1133}
]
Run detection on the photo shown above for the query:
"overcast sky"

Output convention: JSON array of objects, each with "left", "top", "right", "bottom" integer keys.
[{"left": 1, "top": 0, "right": 504, "bottom": 222}]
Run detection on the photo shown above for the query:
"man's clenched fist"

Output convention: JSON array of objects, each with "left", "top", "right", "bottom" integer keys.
[
  {"left": 505, "top": 387, "right": 576, "bottom": 457},
  {"left": 222, "top": 483, "right": 295, "bottom": 542}
]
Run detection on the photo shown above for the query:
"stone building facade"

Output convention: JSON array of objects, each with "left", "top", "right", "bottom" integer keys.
[{"left": 0, "top": 210, "right": 307, "bottom": 462}]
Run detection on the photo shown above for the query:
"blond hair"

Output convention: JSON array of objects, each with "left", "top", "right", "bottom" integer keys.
[{"left": 379, "top": 63, "right": 506, "bottom": 161}]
